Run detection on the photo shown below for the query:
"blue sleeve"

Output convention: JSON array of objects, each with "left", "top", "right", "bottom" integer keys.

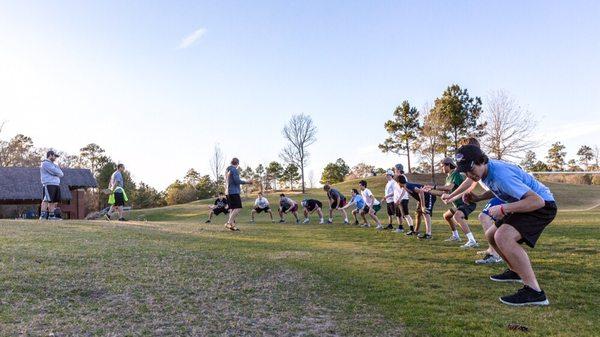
[
  {"left": 497, "top": 172, "right": 531, "bottom": 200},
  {"left": 230, "top": 168, "right": 247, "bottom": 185}
]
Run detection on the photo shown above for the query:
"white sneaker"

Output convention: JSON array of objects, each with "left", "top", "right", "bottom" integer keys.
[
  {"left": 319, "top": 219, "right": 324, "bottom": 224},
  {"left": 395, "top": 228, "right": 404, "bottom": 233},
  {"left": 361, "top": 223, "right": 371, "bottom": 228},
  {"left": 343, "top": 219, "right": 349, "bottom": 224},
  {"left": 302, "top": 218, "right": 310, "bottom": 224},
  {"left": 376, "top": 224, "right": 384, "bottom": 230},
  {"left": 461, "top": 240, "right": 480, "bottom": 249},
  {"left": 475, "top": 254, "right": 504, "bottom": 264},
  {"left": 444, "top": 236, "right": 461, "bottom": 242}
]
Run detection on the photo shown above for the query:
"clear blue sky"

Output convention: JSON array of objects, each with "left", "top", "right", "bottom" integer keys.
[{"left": 1, "top": 0, "right": 598, "bottom": 189}]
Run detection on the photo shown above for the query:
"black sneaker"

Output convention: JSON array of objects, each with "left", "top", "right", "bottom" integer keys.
[
  {"left": 500, "top": 286, "right": 549, "bottom": 306},
  {"left": 205, "top": 219, "right": 211, "bottom": 223},
  {"left": 354, "top": 221, "right": 359, "bottom": 225},
  {"left": 490, "top": 269, "right": 523, "bottom": 283},
  {"left": 385, "top": 224, "right": 394, "bottom": 230},
  {"left": 278, "top": 219, "right": 285, "bottom": 223},
  {"left": 118, "top": 218, "right": 127, "bottom": 222},
  {"left": 405, "top": 230, "right": 416, "bottom": 236},
  {"left": 417, "top": 233, "right": 432, "bottom": 240}
]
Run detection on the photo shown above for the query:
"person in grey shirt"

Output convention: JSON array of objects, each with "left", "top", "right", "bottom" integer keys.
[
  {"left": 106, "top": 163, "right": 127, "bottom": 221},
  {"left": 224, "top": 157, "right": 253, "bottom": 231},
  {"left": 40, "top": 150, "right": 64, "bottom": 220}
]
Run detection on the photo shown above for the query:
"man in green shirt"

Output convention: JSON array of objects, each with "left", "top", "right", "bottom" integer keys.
[{"left": 424, "top": 157, "right": 479, "bottom": 248}]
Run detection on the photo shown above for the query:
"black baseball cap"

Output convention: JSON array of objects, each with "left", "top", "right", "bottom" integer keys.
[
  {"left": 455, "top": 145, "right": 484, "bottom": 172},
  {"left": 46, "top": 150, "right": 60, "bottom": 158}
]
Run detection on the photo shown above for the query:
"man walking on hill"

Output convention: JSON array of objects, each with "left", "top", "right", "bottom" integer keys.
[
  {"left": 106, "top": 163, "right": 127, "bottom": 221},
  {"left": 225, "top": 158, "right": 253, "bottom": 231},
  {"left": 40, "top": 150, "right": 64, "bottom": 220}
]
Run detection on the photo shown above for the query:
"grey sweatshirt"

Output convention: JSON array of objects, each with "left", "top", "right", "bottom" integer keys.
[
  {"left": 226, "top": 165, "right": 247, "bottom": 195},
  {"left": 40, "top": 159, "right": 64, "bottom": 186}
]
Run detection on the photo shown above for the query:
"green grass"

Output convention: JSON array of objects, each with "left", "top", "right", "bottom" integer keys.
[{"left": 1, "top": 177, "right": 599, "bottom": 336}]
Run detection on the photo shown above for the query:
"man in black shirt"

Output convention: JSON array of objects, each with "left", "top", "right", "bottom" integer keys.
[{"left": 205, "top": 192, "right": 229, "bottom": 223}]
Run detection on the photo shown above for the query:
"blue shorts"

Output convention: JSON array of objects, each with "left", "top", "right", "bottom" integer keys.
[{"left": 481, "top": 197, "right": 505, "bottom": 221}]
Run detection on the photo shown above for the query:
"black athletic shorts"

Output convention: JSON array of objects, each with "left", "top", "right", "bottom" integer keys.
[
  {"left": 386, "top": 202, "right": 399, "bottom": 216},
  {"left": 495, "top": 201, "right": 557, "bottom": 248},
  {"left": 227, "top": 194, "right": 243, "bottom": 209},
  {"left": 452, "top": 203, "right": 476, "bottom": 220},
  {"left": 254, "top": 206, "right": 270, "bottom": 213},
  {"left": 305, "top": 200, "right": 322, "bottom": 212},
  {"left": 415, "top": 195, "right": 436, "bottom": 215},
  {"left": 213, "top": 207, "right": 229, "bottom": 215},
  {"left": 114, "top": 192, "right": 125, "bottom": 207},
  {"left": 42, "top": 185, "right": 61, "bottom": 203},
  {"left": 331, "top": 198, "right": 347, "bottom": 209},
  {"left": 399, "top": 199, "right": 409, "bottom": 216}
]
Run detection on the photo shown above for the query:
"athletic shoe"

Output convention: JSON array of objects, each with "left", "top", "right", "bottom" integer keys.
[
  {"left": 490, "top": 269, "right": 523, "bottom": 283},
  {"left": 39, "top": 211, "right": 48, "bottom": 220},
  {"left": 395, "top": 228, "right": 404, "bottom": 233},
  {"left": 278, "top": 219, "right": 285, "bottom": 223},
  {"left": 475, "top": 254, "right": 503, "bottom": 265},
  {"left": 343, "top": 220, "right": 350, "bottom": 224},
  {"left": 295, "top": 220, "right": 300, "bottom": 224},
  {"left": 303, "top": 218, "right": 310, "bottom": 224},
  {"left": 461, "top": 241, "right": 480, "bottom": 249},
  {"left": 249, "top": 219, "right": 255, "bottom": 223},
  {"left": 499, "top": 286, "right": 549, "bottom": 306},
  {"left": 385, "top": 224, "right": 394, "bottom": 230},
  {"left": 319, "top": 219, "right": 325, "bottom": 224},
  {"left": 327, "top": 219, "right": 333, "bottom": 224},
  {"left": 444, "top": 236, "right": 461, "bottom": 242},
  {"left": 361, "top": 223, "right": 371, "bottom": 228},
  {"left": 104, "top": 214, "right": 111, "bottom": 221},
  {"left": 205, "top": 220, "right": 211, "bottom": 223},
  {"left": 118, "top": 218, "right": 127, "bottom": 222},
  {"left": 405, "top": 230, "right": 417, "bottom": 236},
  {"left": 376, "top": 224, "right": 384, "bottom": 230},
  {"left": 353, "top": 221, "right": 359, "bottom": 225},
  {"left": 417, "top": 233, "right": 432, "bottom": 240}
]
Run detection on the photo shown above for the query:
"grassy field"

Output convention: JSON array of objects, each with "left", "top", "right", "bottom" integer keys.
[{"left": 1, "top": 176, "right": 598, "bottom": 336}]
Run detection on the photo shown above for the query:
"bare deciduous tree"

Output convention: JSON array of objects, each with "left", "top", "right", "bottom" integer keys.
[
  {"left": 483, "top": 90, "right": 539, "bottom": 160},
  {"left": 209, "top": 143, "right": 226, "bottom": 186},
  {"left": 279, "top": 114, "right": 317, "bottom": 193}
]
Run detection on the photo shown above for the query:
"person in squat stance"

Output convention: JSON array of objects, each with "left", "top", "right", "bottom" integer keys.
[{"left": 206, "top": 192, "right": 229, "bottom": 223}]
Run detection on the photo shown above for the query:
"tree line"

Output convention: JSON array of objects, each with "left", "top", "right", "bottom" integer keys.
[{"left": 378, "top": 84, "right": 599, "bottom": 176}]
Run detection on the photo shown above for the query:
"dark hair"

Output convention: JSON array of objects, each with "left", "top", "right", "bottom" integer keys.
[
  {"left": 279, "top": 193, "right": 285, "bottom": 197},
  {"left": 231, "top": 158, "right": 240, "bottom": 165},
  {"left": 117, "top": 164, "right": 125, "bottom": 169},
  {"left": 446, "top": 163, "right": 456, "bottom": 169},
  {"left": 460, "top": 137, "right": 480, "bottom": 148},
  {"left": 351, "top": 188, "right": 359, "bottom": 195},
  {"left": 258, "top": 191, "right": 263, "bottom": 195},
  {"left": 218, "top": 192, "right": 224, "bottom": 195},
  {"left": 359, "top": 180, "right": 367, "bottom": 187},
  {"left": 323, "top": 184, "right": 331, "bottom": 191},
  {"left": 474, "top": 154, "right": 489, "bottom": 166},
  {"left": 395, "top": 175, "right": 407, "bottom": 184}
]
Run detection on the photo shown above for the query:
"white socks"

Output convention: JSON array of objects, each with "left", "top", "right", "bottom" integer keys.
[
  {"left": 452, "top": 230, "right": 460, "bottom": 239},
  {"left": 466, "top": 232, "right": 476, "bottom": 242}
]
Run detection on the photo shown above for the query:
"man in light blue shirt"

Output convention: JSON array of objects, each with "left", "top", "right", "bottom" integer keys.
[{"left": 457, "top": 145, "right": 557, "bottom": 307}]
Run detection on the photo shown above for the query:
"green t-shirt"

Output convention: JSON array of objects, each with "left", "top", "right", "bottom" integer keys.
[{"left": 446, "top": 170, "right": 469, "bottom": 207}]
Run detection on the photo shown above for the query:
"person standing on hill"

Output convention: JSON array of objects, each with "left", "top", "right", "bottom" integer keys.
[
  {"left": 225, "top": 158, "right": 253, "bottom": 231},
  {"left": 40, "top": 150, "right": 64, "bottom": 220},
  {"left": 106, "top": 163, "right": 127, "bottom": 221},
  {"left": 394, "top": 163, "right": 419, "bottom": 235}
]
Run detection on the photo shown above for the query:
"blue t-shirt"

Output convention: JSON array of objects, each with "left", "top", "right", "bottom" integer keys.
[
  {"left": 482, "top": 159, "right": 554, "bottom": 202},
  {"left": 351, "top": 195, "right": 365, "bottom": 209}
]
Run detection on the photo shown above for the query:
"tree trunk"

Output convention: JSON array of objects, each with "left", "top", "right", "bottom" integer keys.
[
  {"left": 430, "top": 146, "right": 435, "bottom": 182},
  {"left": 406, "top": 139, "right": 411, "bottom": 173},
  {"left": 300, "top": 162, "right": 306, "bottom": 194}
]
